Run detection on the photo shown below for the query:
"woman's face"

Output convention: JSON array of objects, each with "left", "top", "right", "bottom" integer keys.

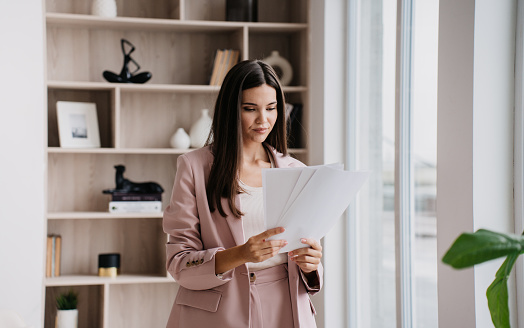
[{"left": 240, "top": 84, "right": 278, "bottom": 146}]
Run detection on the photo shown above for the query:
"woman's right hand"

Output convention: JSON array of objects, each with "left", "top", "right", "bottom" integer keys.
[{"left": 241, "top": 227, "right": 287, "bottom": 263}]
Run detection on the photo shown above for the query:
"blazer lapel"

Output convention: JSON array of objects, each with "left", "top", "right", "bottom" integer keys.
[{"left": 223, "top": 194, "right": 245, "bottom": 246}]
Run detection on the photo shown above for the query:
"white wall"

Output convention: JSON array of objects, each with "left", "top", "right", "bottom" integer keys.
[
  {"left": 309, "top": 0, "right": 348, "bottom": 327},
  {"left": 0, "top": 1, "right": 46, "bottom": 327},
  {"left": 472, "top": 0, "right": 517, "bottom": 326},
  {"left": 437, "top": 0, "right": 518, "bottom": 327}
]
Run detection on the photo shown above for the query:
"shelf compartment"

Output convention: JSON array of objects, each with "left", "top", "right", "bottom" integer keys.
[
  {"left": 47, "top": 218, "right": 167, "bottom": 276},
  {"left": 48, "top": 153, "right": 176, "bottom": 212},
  {"left": 248, "top": 29, "right": 308, "bottom": 86},
  {"left": 46, "top": 274, "right": 173, "bottom": 286},
  {"left": 107, "top": 283, "right": 178, "bottom": 328},
  {"left": 48, "top": 88, "right": 114, "bottom": 148},
  {"left": 47, "top": 26, "right": 243, "bottom": 85},
  {"left": 45, "top": 285, "right": 103, "bottom": 328}
]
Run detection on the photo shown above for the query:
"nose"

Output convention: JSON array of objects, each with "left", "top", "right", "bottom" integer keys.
[{"left": 256, "top": 109, "right": 268, "bottom": 124}]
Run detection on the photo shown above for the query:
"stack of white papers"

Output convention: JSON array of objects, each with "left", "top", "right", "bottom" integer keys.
[{"left": 262, "top": 164, "right": 369, "bottom": 253}]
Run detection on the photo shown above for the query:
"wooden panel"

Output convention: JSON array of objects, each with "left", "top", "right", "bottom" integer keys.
[
  {"left": 184, "top": 0, "right": 226, "bottom": 21},
  {"left": 108, "top": 283, "right": 178, "bottom": 328},
  {"left": 45, "top": 285, "right": 103, "bottom": 328},
  {"left": 47, "top": 153, "right": 177, "bottom": 212},
  {"left": 47, "top": 0, "right": 180, "bottom": 19},
  {"left": 119, "top": 92, "right": 216, "bottom": 148},
  {"left": 47, "top": 218, "right": 166, "bottom": 276},
  {"left": 48, "top": 89, "right": 113, "bottom": 147},
  {"left": 258, "top": 0, "right": 308, "bottom": 23}
]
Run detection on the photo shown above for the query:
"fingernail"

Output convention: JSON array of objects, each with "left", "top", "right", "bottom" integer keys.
[
  {"left": 289, "top": 251, "right": 293, "bottom": 256},
  {"left": 301, "top": 238, "right": 307, "bottom": 243},
  {"left": 284, "top": 241, "right": 288, "bottom": 245}
]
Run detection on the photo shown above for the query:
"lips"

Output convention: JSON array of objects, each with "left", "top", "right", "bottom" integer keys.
[{"left": 253, "top": 128, "right": 268, "bottom": 134}]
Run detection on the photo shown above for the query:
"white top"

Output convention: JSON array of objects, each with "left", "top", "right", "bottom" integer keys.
[{"left": 239, "top": 180, "right": 288, "bottom": 271}]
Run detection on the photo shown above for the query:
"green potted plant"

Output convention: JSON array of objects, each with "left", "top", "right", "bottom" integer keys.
[
  {"left": 442, "top": 229, "right": 524, "bottom": 328},
  {"left": 55, "top": 290, "right": 78, "bottom": 328}
]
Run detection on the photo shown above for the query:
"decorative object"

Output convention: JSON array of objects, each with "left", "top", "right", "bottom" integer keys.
[
  {"left": 262, "top": 51, "right": 293, "bottom": 86},
  {"left": 190, "top": 109, "right": 213, "bottom": 148},
  {"left": 91, "top": 0, "right": 117, "bottom": 17},
  {"left": 226, "top": 0, "right": 257, "bottom": 22},
  {"left": 103, "top": 165, "right": 164, "bottom": 195},
  {"left": 56, "top": 290, "right": 78, "bottom": 328},
  {"left": 57, "top": 101, "right": 101, "bottom": 148},
  {"left": 170, "top": 128, "right": 191, "bottom": 149},
  {"left": 98, "top": 253, "right": 120, "bottom": 277},
  {"left": 442, "top": 229, "right": 524, "bottom": 328},
  {"left": 103, "top": 39, "right": 152, "bottom": 84}
]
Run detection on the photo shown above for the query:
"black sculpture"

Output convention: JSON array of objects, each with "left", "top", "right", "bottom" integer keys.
[
  {"left": 103, "top": 39, "right": 152, "bottom": 84},
  {"left": 103, "top": 165, "right": 164, "bottom": 195}
]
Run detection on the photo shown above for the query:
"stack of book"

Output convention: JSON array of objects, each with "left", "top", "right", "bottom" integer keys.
[
  {"left": 209, "top": 49, "right": 240, "bottom": 85},
  {"left": 46, "top": 234, "right": 61, "bottom": 277},
  {"left": 108, "top": 192, "right": 162, "bottom": 213}
]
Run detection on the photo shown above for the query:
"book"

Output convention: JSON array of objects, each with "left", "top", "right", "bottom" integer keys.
[
  {"left": 209, "top": 49, "right": 240, "bottom": 86},
  {"left": 111, "top": 192, "right": 162, "bottom": 202},
  {"left": 109, "top": 201, "right": 162, "bottom": 213},
  {"left": 209, "top": 49, "right": 225, "bottom": 85},
  {"left": 46, "top": 234, "right": 62, "bottom": 277},
  {"left": 46, "top": 236, "right": 53, "bottom": 277},
  {"left": 54, "top": 235, "right": 61, "bottom": 277}
]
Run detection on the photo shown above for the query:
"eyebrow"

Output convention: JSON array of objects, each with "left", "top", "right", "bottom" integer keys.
[{"left": 242, "top": 101, "right": 277, "bottom": 106}]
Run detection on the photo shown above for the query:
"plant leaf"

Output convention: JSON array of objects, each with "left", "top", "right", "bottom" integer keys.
[
  {"left": 442, "top": 229, "right": 522, "bottom": 269},
  {"left": 486, "top": 253, "right": 518, "bottom": 328}
]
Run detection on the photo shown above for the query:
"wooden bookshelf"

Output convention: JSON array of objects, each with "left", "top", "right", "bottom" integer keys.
[{"left": 44, "top": 0, "right": 310, "bottom": 327}]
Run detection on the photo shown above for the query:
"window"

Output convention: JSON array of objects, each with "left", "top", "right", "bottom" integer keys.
[{"left": 347, "top": 0, "right": 439, "bottom": 326}]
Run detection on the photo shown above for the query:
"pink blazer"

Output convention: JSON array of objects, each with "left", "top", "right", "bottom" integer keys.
[{"left": 163, "top": 145, "right": 323, "bottom": 328}]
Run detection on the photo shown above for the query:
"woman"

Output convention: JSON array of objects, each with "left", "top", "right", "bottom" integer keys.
[{"left": 163, "top": 60, "right": 323, "bottom": 328}]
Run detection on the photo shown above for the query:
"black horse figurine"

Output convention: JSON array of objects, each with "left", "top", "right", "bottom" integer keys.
[
  {"left": 103, "top": 39, "right": 152, "bottom": 84},
  {"left": 103, "top": 165, "right": 164, "bottom": 195}
]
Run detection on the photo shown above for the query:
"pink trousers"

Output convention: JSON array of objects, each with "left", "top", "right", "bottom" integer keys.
[{"left": 247, "top": 264, "right": 294, "bottom": 328}]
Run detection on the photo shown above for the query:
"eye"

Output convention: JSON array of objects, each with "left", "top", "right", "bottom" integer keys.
[
  {"left": 267, "top": 107, "right": 276, "bottom": 111},
  {"left": 243, "top": 107, "right": 256, "bottom": 111}
]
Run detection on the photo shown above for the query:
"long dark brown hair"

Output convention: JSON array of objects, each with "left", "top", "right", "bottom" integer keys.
[{"left": 206, "top": 60, "right": 287, "bottom": 218}]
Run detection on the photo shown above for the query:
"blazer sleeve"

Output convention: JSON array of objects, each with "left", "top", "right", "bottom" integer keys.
[
  {"left": 299, "top": 261, "right": 323, "bottom": 295},
  {"left": 163, "top": 154, "right": 230, "bottom": 291}
]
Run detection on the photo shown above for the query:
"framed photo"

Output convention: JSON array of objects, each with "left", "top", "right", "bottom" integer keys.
[{"left": 57, "top": 101, "right": 101, "bottom": 148}]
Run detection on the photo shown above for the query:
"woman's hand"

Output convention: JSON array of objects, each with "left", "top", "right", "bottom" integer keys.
[
  {"left": 288, "top": 238, "right": 322, "bottom": 274},
  {"left": 241, "top": 227, "right": 288, "bottom": 263}
]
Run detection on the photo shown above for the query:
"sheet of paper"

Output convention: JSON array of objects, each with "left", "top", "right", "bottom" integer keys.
[
  {"left": 262, "top": 168, "right": 302, "bottom": 229},
  {"left": 263, "top": 165, "right": 369, "bottom": 253}
]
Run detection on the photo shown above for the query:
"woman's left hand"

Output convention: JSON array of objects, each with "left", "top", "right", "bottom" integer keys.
[{"left": 288, "top": 238, "right": 322, "bottom": 274}]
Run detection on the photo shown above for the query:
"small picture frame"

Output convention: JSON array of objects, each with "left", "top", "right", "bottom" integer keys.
[{"left": 57, "top": 101, "right": 101, "bottom": 148}]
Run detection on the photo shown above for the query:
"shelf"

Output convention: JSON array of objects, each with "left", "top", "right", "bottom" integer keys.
[
  {"left": 47, "top": 212, "right": 163, "bottom": 220},
  {"left": 47, "top": 147, "right": 306, "bottom": 155},
  {"left": 47, "top": 147, "right": 189, "bottom": 154},
  {"left": 46, "top": 13, "right": 308, "bottom": 33},
  {"left": 47, "top": 80, "right": 307, "bottom": 93},
  {"left": 46, "top": 274, "right": 175, "bottom": 286}
]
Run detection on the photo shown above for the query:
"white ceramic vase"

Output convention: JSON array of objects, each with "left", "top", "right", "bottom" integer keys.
[
  {"left": 170, "top": 128, "right": 191, "bottom": 149},
  {"left": 55, "top": 309, "right": 78, "bottom": 328},
  {"left": 91, "top": 0, "right": 117, "bottom": 17},
  {"left": 262, "top": 51, "right": 293, "bottom": 86},
  {"left": 189, "top": 109, "right": 213, "bottom": 148}
]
